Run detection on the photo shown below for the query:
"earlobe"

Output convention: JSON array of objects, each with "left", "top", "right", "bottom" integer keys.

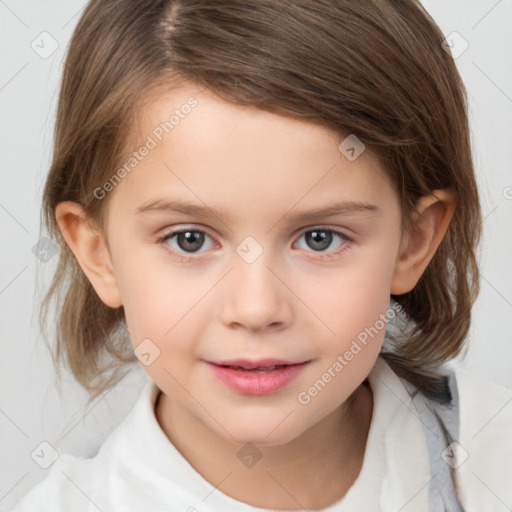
[
  {"left": 55, "top": 201, "right": 123, "bottom": 308},
  {"left": 390, "top": 189, "right": 456, "bottom": 295}
]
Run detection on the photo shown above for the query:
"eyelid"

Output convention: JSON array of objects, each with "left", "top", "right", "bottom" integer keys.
[
  {"left": 297, "top": 224, "right": 352, "bottom": 237},
  {"left": 159, "top": 224, "right": 217, "bottom": 241},
  {"left": 158, "top": 224, "right": 352, "bottom": 242}
]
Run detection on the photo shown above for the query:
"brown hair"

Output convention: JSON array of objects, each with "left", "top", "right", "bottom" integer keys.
[{"left": 39, "top": 0, "right": 481, "bottom": 404}]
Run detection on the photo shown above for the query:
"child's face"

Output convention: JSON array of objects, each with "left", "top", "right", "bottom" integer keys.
[{"left": 101, "top": 83, "right": 405, "bottom": 445}]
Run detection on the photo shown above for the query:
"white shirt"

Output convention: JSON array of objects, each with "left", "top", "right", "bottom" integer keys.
[{"left": 10, "top": 356, "right": 512, "bottom": 511}]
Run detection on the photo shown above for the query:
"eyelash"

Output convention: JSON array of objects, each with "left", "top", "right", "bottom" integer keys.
[{"left": 156, "top": 226, "right": 353, "bottom": 263}]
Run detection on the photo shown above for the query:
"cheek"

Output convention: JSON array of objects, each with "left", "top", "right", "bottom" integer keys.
[
  {"left": 109, "top": 242, "right": 174, "bottom": 345},
  {"left": 292, "top": 245, "right": 398, "bottom": 370},
  {"left": 114, "top": 250, "right": 214, "bottom": 354},
  {"left": 305, "top": 250, "right": 396, "bottom": 321}
]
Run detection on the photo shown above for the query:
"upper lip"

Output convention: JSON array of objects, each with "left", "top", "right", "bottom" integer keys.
[{"left": 207, "top": 358, "right": 309, "bottom": 369}]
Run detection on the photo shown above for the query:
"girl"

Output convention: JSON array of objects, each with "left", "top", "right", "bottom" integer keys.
[{"left": 11, "top": 0, "right": 512, "bottom": 511}]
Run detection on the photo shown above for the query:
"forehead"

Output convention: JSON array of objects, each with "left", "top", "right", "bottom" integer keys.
[
  {"left": 134, "top": 83, "right": 341, "bottom": 156},
  {"left": 108, "top": 83, "right": 397, "bottom": 222}
]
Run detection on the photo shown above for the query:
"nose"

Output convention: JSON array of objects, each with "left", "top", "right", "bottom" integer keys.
[{"left": 219, "top": 247, "right": 293, "bottom": 332}]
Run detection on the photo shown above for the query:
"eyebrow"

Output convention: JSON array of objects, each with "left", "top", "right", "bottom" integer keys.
[{"left": 135, "top": 197, "right": 380, "bottom": 223}]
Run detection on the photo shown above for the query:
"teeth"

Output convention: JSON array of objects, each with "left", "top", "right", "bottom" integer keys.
[{"left": 227, "top": 364, "right": 285, "bottom": 371}]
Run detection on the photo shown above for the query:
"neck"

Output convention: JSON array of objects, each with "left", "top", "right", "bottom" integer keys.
[{"left": 155, "top": 381, "right": 373, "bottom": 510}]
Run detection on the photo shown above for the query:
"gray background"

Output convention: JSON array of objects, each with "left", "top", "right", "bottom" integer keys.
[{"left": 1, "top": 1, "right": 511, "bottom": 509}]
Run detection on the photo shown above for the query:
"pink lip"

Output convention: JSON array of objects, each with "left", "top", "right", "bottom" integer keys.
[{"left": 205, "top": 359, "right": 310, "bottom": 396}]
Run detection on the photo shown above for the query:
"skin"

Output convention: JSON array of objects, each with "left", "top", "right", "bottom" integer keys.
[{"left": 56, "top": 83, "right": 455, "bottom": 510}]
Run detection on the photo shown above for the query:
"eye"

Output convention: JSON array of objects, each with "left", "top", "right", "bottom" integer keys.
[
  {"left": 158, "top": 228, "right": 216, "bottom": 260},
  {"left": 157, "top": 226, "right": 352, "bottom": 262},
  {"left": 294, "top": 228, "right": 351, "bottom": 257}
]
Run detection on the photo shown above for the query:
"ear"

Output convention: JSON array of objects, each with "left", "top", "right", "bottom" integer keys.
[
  {"left": 55, "top": 201, "right": 123, "bottom": 308},
  {"left": 391, "top": 189, "right": 456, "bottom": 295}
]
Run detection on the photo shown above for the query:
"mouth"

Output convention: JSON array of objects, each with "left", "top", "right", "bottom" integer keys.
[
  {"left": 205, "top": 358, "right": 311, "bottom": 395},
  {"left": 218, "top": 364, "right": 291, "bottom": 372},
  {"left": 208, "top": 358, "right": 308, "bottom": 370}
]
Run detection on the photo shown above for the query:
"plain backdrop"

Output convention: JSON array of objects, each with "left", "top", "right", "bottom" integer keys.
[{"left": 1, "top": 1, "right": 511, "bottom": 510}]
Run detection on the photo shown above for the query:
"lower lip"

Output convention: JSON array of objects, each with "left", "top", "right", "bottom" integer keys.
[{"left": 206, "top": 362, "right": 309, "bottom": 395}]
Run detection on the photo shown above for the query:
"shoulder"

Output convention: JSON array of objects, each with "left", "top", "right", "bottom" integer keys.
[
  {"left": 9, "top": 380, "right": 159, "bottom": 512},
  {"left": 451, "top": 364, "right": 512, "bottom": 437},
  {"left": 8, "top": 454, "right": 101, "bottom": 512},
  {"left": 392, "top": 360, "right": 512, "bottom": 510},
  {"left": 453, "top": 363, "right": 512, "bottom": 403},
  {"left": 449, "top": 365, "right": 512, "bottom": 511}
]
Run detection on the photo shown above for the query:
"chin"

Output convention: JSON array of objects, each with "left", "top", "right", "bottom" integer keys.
[{"left": 212, "top": 415, "right": 310, "bottom": 448}]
